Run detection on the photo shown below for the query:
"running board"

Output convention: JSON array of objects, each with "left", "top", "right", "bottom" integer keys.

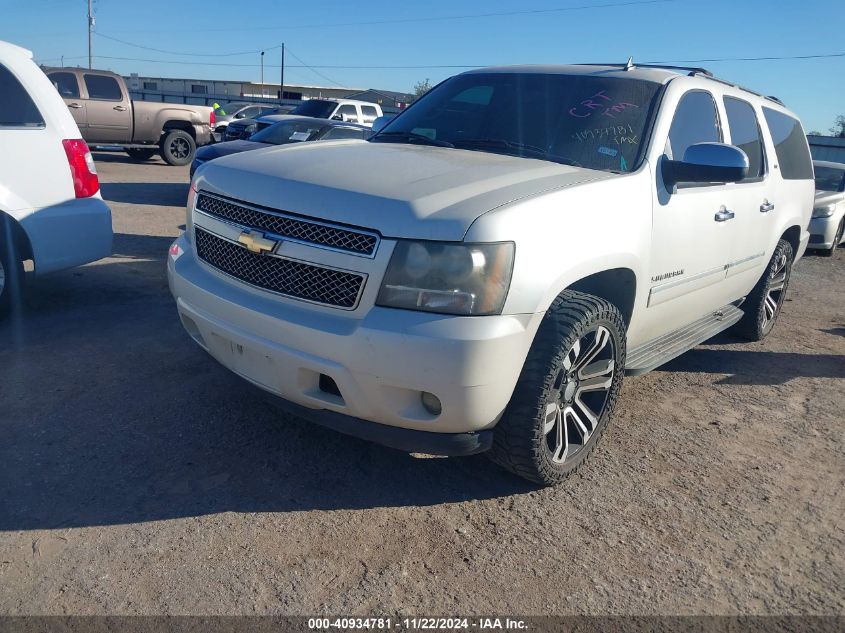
[{"left": 625, "top": 304, "right": 744, "bottom": 376}]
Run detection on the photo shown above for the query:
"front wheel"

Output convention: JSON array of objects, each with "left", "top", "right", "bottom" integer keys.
[
  {"left": 159, "top": 129, "right": 195, "bottom": 166},
  {"left": 821, "top": 218, "right": 844, "bottom": 258},
  {"left": 488, "top": 290, "right": 626, "bottom": 486},
  {"left": 0, "top": 221, "right": 24, "bottom": 318},
  {"left": 732, "top": 239, "right": 793, "bottom": 341}
]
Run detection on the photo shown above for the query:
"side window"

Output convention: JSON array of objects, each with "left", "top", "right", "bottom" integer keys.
[
  {"left": 762, "top": 108, "right": 813, "bottom": 180},
  {"left": 667, "top": 91, "right": 720, "bottom": 161},
  {"left": 361, "top": 105, "right": 379, "bottom": 123},
  {"left": 337, "top": 104, "right": 359, "bottom": 122},
  {"left": 322, "top": 126, "right": 367, "bottom": 140},
  {"left": 724, "top": 97, "right": 765, "bottom": 179},
  {"left": 0, "top": 64, "right": 44, "bottom": 128},
  {"left": 48, "top": 71, "right": 80, "bottom": 99},
  {"left": 83, "top": 74, "right": 122, "bottom": 100},
  {"left": 240, "top": 106, "right": 260, "bottom": 119}
]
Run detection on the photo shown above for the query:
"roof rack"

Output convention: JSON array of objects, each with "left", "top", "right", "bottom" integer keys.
[
  {"left": 766, "top": 95, "right": 785, "bottom": 106},
  {"left": 577, "top": 62, "right": 713, "bottom": 77}
]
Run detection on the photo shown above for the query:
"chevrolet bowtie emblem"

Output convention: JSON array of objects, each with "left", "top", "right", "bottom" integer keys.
[{"left": 237, "top": 230, "right": 277, "bottom": 254}]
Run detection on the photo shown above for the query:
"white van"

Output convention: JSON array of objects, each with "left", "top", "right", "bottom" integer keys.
[{"left": 0, "top": 40, "right": 113, "bottom": 316}]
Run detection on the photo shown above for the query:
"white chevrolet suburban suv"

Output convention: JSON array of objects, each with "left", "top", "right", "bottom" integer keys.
[
  {"left": 168, "top": 63, "right": 814, "bottom": 485},
  {"left": 1, "top": 40, "right": 112, "bottom": 317}
]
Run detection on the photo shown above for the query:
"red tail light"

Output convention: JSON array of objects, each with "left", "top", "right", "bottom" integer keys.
[
  {"left": 62, "top": 139, "right": 99, "bottom": 198},
  {"left": 209, "top": 109, "right": 216, "bottom": 126}
]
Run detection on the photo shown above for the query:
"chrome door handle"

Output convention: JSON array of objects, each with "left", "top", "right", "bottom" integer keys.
[
  {"left": 113, "top": 105, "right": 127, "bottom": 111},
  {"left": 68, "top": 103, "right": 83, "bottom": 109},
  {"left": 714, "top": 207, "right": 735, "bottom": 222},
  {"left": 760, "top": 200, "right": 775, "bottom": 213}
]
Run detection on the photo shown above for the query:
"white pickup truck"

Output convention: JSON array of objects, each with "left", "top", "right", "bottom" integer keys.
[{"left": 168, "top": 63, "right": 813, "bottom": 485}]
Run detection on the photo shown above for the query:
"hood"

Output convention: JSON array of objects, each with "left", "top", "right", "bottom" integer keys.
[
  {"left": 196, "top": 140, "right": 265, "bottom": 161},
  {"left": 814, "top": 190, "right": 845, "bottom": 206},
  {"left": 195, "top": 140, "right": 613, "bottom": 240}
]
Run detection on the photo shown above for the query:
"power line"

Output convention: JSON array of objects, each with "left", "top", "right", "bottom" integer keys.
[
  {"left": 282, "top": 46, "right": 345, "bottom": 87},
  {"left": 93, "top": 32, "right": 282, "bottom": 57}
]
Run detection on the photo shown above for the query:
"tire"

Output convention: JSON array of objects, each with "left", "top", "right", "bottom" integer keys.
[
  {"left": 488, "top": 290, "right": 626, "bottom": 486},
  {"left": 0, "top": 220, "right": 24, "bottom": 319},
  {"left": 125, "top": 148, "right": 157, "bottom": 161},
  {"left": 732, "top": 239, "right": 793, "bottom": 341},
  {"left": 820, "top": 218, "right": 844, "bottom": 258},
  {"left": 159, "top": 129, "right": 195, "bottom": 166}
]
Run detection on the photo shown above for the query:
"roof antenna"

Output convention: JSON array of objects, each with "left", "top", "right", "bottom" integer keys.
[{"left": 624, "top": 56, "right": 635, "bottom": 71}]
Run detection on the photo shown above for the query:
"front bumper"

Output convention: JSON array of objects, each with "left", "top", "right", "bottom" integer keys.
[
  {"left": 19, "top": 196, "right": 113, "bottom": 276},
  {"left": 809, "top": 215, "right": 842, "bottom": 249},
  {"left": 167, "top": 233, "right": 539, "bottom": 446}
]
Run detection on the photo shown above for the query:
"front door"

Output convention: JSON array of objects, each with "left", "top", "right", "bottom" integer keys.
[
  {"left": 644, "top": 89, "right": 738, "bottom": 340},
  {"left": 47, "top": 71, "right": 87, "bottom": 133}
]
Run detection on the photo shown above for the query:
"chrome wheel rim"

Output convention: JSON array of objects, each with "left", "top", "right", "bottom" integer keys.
[
  {"left": 544, "top": 325, "right": 616, "bottom": 464},
  {"left": 762, "top": 252, "right": 788, "bottom": 331},
  {"left": 170, "top": 138, "right": 190, "bottom": 159}
]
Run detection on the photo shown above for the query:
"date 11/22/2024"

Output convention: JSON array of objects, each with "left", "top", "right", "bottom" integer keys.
[{"left": 569, "top": 90, "right": 638, "bottom": 119}]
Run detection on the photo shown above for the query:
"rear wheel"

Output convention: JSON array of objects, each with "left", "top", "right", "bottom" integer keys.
[
  {"left": 0, "top": 221, "right": 24, "bottom": 318},
  {"left": 821, "top": 218, "right": 844, "bottom": 258},
  {"left": 488, "top": 290, "right": 626, "bottom": 486},
  {"left": 733, "top": 239, "right": 793, "bottom": 341},
  {"left": 125, "top": 148, "right": 157, "bottom": 161},
  {"left": 159, "top": 129, "right": 195, "bottom": 166}
]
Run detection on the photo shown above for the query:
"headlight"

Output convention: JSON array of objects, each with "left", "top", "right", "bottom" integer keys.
[
  {"left": 376, "top": 241, "right": 515, "bottom": 315},
  {"left": 812, "top": 204, "right": 835, "bottom": 218}
]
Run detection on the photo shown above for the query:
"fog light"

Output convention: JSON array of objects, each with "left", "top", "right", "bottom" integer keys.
[{"left": 421, "top": 391, "right": 442, "bottom": 416}]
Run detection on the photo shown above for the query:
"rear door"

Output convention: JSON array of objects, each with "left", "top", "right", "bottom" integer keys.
[
  {"left": 360, "top": 104, "right": 379, "bottom": 126},
  {"left": 82, "top": 73, "right": 131, "bottom": 142},
  {"left": 47, "top": 70, "right": 87, "bottom": 133},
  {"left": 720, "top": 96, "right": 773, "bottom": 294},
  {"left": 336, "top": 103, "right": 360, "bottom": 123}
]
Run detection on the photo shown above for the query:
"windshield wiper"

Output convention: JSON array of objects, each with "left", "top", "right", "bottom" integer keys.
[
  {"left": 453, "top": 138, "right": 582, "bottom": 167},
  {"left": 372, "top": 131, "right": 454, "bottom": 148}
]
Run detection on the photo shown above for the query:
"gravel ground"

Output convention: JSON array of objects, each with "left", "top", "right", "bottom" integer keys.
[{"left": 0, "top": 152, "right": 843, "bottom": 616}]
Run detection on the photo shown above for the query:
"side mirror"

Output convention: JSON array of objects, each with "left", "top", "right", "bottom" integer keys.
[
  {"left": 371, "top": 115, "right": 392, "bottom": 133},
  {"left": 331, "top": 114, "right": 343, "bottom": 121},
  {"left": 662, "top": 142, "right": 749, "bottom": 189}
]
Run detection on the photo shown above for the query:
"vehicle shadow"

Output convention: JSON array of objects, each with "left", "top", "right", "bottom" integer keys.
[
  {"left": 658, "top": 334, "right": 845, "bottom": 385},
  {"left": 0, "top": 235, "right": 533, "bottom": 531},
  {"left": 91, "top": 151, "right": 172, "bottom": 167},
  {"left": 820, "top": 326, "right": 845, "bottom": 338},
  {"left": 100, "top": 182, "right": 189, "bottom": 207}
]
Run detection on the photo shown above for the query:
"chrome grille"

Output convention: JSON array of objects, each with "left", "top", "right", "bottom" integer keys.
[
  {"left": 196, "top": 193, "right": 378, "bottom": 257},
  {"left": 194, "top": 227, "right": 365, "bottom": 309}
]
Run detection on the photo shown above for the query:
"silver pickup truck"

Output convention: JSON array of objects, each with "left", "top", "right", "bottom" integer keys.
[{"left": 45, "top": 68, "right": 214, "bottom": 166}]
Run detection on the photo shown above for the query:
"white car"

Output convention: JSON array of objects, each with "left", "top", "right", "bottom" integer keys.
[
  {"left": 169, "top": 63, "right": 813, "bottom": 485},
  {"left": 809, "top": 160, "right": 845, "bottom": 256},
  {"left": 0, "top": 40, "right": 112, "bottom": 316}
]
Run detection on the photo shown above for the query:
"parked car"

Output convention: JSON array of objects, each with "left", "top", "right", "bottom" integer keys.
[
  {"left": 222, "top": 105, "right": 297, "bottom": 141},
  {"left": 191, "top": 117, "right": 371, "bottom": 177},
  {"left": 212, "top": 102, "right": 294, "bottom": 142},
  {"left": 809, "top": 160, "right": 845, "bottom": 256},
  {"left": 1, "top": 40, "right": 112, "bottom": 316},
  {"left": 169, "top": 63, "right": 813, "bottom": 485},
  {"left": 45, "top": 67, "right": 214, "bottom": 166},
  {"left": 288, "top": 98, "right": 384, "bottom": 126}
]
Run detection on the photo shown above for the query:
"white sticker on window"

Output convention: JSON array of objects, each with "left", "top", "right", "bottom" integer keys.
[{"left": 289, "top": 131, "right": 311, "bottom": 141}]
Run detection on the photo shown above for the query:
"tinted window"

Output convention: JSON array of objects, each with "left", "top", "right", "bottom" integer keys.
[
  {"left": 248, "top": 120, "right": 322, "bottom": 144},
  {"left": 375, "top": 73, "right": 663, "bottom": 172},
  {"left": 239, "top": 106, "right": 260, "bottom": 118},
  {"left": 321, "top": 126, "right": 368, "bottom": 140},
  {"left": 337, "top": 104, "right": 359, "bottom": 121},
  {"left": 763, "top": 108, "right": 813, "bottom": 180},
  {"left": 290, "top": 99, "right": 338, "bottom": 119},
  {"left": 667, "top": 91, "right": 720, "bottom": 160},
  {"left": 0, "top": 64, "right": 44, "bottom": 127},
  {"left": 84, "top": 74, "right": 122, "bottom": 100},
  {"left": 724, "top": 97, "right": 765, "bottom": 179},
  {"left": 814, "top": 165, "right": 845, "bottom": 192},
  {"left": 49, "top": 71, "right": 80, "bottom": 98}
]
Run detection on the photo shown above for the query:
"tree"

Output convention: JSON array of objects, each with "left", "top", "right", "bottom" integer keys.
[
  {"left": 413, "top": 78, "right": 432, "bottom": 98},
  {"left": 830, "top": 115, "right": 845, "bottom": 138}
]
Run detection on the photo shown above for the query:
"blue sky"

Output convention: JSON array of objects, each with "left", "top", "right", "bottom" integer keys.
[{"left": 2, "top": 0, "right": 843, "bottom": 132}]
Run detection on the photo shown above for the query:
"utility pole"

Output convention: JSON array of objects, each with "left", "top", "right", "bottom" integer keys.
[
  {"left": 280, "top": 43, "right": 285, "bottom": 104},
  {"left": 260, "top": 51, "right": 265, "bottom": 98},
  {"left": 87, "top": 0, "right": 94, "bottom": 69}
]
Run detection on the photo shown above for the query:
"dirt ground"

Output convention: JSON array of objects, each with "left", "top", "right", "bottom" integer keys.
[{"left": 0, "top": 152, "right": 843, "bottom": 616}]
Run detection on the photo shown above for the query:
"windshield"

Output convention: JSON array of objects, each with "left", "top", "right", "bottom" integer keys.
[
  {"left": 214, "top": 102, "right": 245, "bottom": 116},
  {"left": 249, "top": 120, "right": 323, "bottom": 144},
  {"left": 290, "top": 100, "right": 337, "bottom": 119},
  {"left": 372, "top": 72, "right": 662, "bottom": 172},
  {"left": 814, "top": 165, "right": 845, "bottom": 192}
]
